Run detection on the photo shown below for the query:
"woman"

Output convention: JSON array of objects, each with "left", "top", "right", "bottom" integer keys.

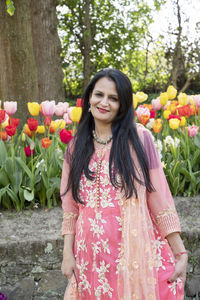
[{"left": 60, "top": 69, "right": 187, "bottom": 299}]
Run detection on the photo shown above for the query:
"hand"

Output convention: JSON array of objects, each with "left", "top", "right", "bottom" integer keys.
[
  {"left": 169, "top": 253, "right": 188, "bottom": 284},
  {"left": 61, "top": 254, "right": 76, "bottom": 280}
]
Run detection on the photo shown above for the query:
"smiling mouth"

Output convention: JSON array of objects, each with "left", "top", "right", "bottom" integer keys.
[{"left": 97, "top": 107, "right": 109, "bottom": 113}]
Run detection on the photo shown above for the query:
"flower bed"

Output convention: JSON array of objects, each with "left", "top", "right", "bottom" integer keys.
[{"left": 0, "top": 89, "right": 199, "bottom": 211}]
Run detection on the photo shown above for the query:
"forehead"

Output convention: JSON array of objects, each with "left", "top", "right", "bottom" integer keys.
[{"left": 93, "top": 77, "right": 117, "bottom": 94}]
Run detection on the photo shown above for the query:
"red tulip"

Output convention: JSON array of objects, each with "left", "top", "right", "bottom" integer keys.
[
  {"left": 5, "top": 125, "right": 17, "bottom": 136},
  {"left": 0, "top": 110, "right": 6, "bottom": 123},
  {"left": 9, "top": 118, "right": 20, "bottom": 127},
  {"left": 44, "top": 116, "right": 51, "bottom": 126},
  {"left": 24, "top": 145, "right": 35, "bottom": 157},
  {"left": 59, "top": 129, "right": 73, "bottom": 144},
  {"left": 76, "top": 98, "right": 84, "bottom": 107},
  {"left": 168, "top": 114, "right": 181, "bottom": 121},
  {"left": 27, "top": 118, "right": 38, "bottom": 131}
]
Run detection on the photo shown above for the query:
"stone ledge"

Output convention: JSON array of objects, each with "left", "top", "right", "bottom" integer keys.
[{"left": 0, "top": 196, "right": 200, "bottom": 299}]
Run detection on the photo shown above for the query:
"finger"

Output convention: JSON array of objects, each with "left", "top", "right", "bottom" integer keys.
[{"left": 169, "top": 271, "right": 180, "bottom": 282}]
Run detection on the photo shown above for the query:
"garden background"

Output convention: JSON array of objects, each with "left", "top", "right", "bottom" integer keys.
[{"left": 0, "top": 0, "right": 200, "bottom": 299}]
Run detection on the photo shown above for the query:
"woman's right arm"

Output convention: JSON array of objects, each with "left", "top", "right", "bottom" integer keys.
[{"left": 60, "top": 156, "right": 79, "bottom": 279}]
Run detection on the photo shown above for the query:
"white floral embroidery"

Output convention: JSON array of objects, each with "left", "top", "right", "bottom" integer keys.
[
  {"left": 78, "top": 213, "right": 84, "bottom": 237},
  {"left": 116, "top": 216, "right": 122, "bottom": 231},
  {"left": 88, "top": 211, "right": 106, "bottom": 238},
  {"left": 77, "top": 258, "right": 91, "bottom": 295},
  {"left": 168, "top": 278, "right": 183, "bottom": 295},
  {"left": 100, "top": 187, "right": 115, "bottom": 208},
  {"left": 95, "top": 261, "right": 113, "bottom": 299},
  {"left": 77, "top": 238, "right": 87, "bottom": 253},
  {"left": 101, "top": 239, "right": 111, "bottom": 254}
]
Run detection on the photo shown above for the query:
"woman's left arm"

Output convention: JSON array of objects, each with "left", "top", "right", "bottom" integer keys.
[{"left": 166, "top": 232, "right": 188, "bottom": 283}]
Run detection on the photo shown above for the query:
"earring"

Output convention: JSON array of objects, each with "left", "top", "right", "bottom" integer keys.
[{"left": 88, "top": 106, "right": 91, "bottom": 112}]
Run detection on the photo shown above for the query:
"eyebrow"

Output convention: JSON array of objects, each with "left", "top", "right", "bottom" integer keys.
[{"left": 94, "top": 89, "right": 118, "bottom": 97}]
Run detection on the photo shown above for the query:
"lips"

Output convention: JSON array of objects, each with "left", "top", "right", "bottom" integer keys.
[{"left": 97, "top": 107, "right": 109, "bottom": 113}]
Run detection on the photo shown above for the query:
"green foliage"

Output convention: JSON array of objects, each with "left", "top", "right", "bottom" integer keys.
[
  {"left": 57, "top": 0, "right": 165, "bottom": 96},
  {"left": 6, "top": 0, "right": 15, "bottom": 16}
]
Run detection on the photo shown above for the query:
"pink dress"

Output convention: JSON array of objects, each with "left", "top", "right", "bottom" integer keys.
[{"left": 60, "top": 124, "right": 184, "bottom": 300}]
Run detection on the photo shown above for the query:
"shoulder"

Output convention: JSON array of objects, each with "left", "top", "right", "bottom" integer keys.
[{"left": 136, "top": 122, "right": 153, "bottom": 144}]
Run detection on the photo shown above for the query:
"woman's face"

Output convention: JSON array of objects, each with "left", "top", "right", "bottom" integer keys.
[{"left": 89, "top": 77, "right": 120, "bottom": 125}]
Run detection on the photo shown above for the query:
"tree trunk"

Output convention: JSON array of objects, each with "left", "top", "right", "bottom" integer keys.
[
  {"left": 30, "top": 0, "right": 64, "bottom": 101},
  {"left": 82, "top": 0, "right": 92, "bottom": 93},
  {"left": 0, "top": 0, "right": 38, "bottom": 124}
]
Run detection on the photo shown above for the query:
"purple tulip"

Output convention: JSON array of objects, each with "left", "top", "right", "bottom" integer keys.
[{"left": 0, "top": 292, "right": 7, "bottom": 300}]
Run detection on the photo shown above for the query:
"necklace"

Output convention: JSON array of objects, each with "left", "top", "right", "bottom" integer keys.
[{"left": 92, "top": 130, "right": 112, "bottom": 145}]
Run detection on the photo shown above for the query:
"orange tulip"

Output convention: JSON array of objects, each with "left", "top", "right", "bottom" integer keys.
[
  {"left": 41, "top": 137, "right": 52, "bottom": 149},
  {"left": 152, "top": 119, "right": 162, "bottom": 133},
  {"left": 140, "top": 114, "right": 150, "bottom": 125},
  {"left": 0, "top": 131, "right": 8, "bottom": 141}
]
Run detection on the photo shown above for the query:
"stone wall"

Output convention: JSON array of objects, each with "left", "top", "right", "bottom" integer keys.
[{"left": 0, "top": 196, "right": 200, "bottom": 299}]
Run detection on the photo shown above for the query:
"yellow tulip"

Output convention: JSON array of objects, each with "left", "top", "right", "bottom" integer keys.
[
  {"left": 28, "top": 102, "right": 40, "bottom": 116},
  {"left": 169, "top": 118, "right": 180, "bottom": 130},
  {"left": 178, "top": 93, "right": 187, "bottom": 106},
  {"left": 167, "top": 103, "right": 177, "bottom": 114},
  {"left": 159, "top": 92, "right": 168, "bottom": 106},
  {"left": 135, "top": 92, "right": 148, "bottom": 103},
  {"left": 189, "top": 96, "right": 194, "bottom": 106},
  {"left": 22, "top": 133, "right": 26, "bottom": 142},
  {"left": 180, "top": 116, "right": 186, "bottom": 127},
  {"left": 71, "top": 107, "right": 82, "bottom": 123},
  {"left": 163, "top": 110, "right": 171, "bottom": 119},
  {"left": 167, "top": 85, "right": 177, "bottom": 100},
  {"left": 37, "top": 125, "right": 45, "bottom": 134},
  {"left": 56, "top": 119, "right": 66, "bottom": 129},
  {"left": 50, "top": 121, "right": 58, "bottom": 133},
  {"left": 133, "top": 94, "right": 138, "bottom": 109},
  {"left": 1, "top": 118, "right": 9, "bottom": 129}
]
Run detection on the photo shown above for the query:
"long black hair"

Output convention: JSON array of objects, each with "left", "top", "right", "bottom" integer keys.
[{"left": 66, "top": 68, "right": 154, "bottom": 203}]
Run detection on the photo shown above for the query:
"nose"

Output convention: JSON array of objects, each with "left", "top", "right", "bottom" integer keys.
[{"left": 100, "top": 96, "right": 109, "bottom": 106}]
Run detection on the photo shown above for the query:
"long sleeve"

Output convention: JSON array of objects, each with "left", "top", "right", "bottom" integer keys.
[
  {"left": 141, "top": 127, "right": 181, "bottom": 239},
  {"left": 60, "top": 154, "right": 79, "bottom": 237}
]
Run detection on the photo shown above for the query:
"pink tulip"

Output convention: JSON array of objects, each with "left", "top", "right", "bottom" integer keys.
[
  {"left": 186, "top": 124, "right": 199, "bottom": 138},
  {"left": 67, "top": 106, "right": 75, "bottom": 119},
  {"left": 193, "top": 95, "right": 200, "bottom": 108},
  {"left": 63, "top": 113, "right": 72, "bottom": 125},
  {"left": 136, "top": 106, "right": 150, "bottom": 122},
  {"left": 152, "top": 97, "right": 162, "bottom": 111},
  {"left": 4, "top": 101, "right": 17, "bottom": 115},
  {"left": 164, "top": 101, "right": 170, "bottom": 110},
  {"left": 41, "top": 100, "right": 56, "bottom": 116},
  {"left": 55, "top": 102, "right": 69, "bottom": 116}
]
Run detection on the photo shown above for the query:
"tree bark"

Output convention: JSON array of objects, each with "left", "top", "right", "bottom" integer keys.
[
  {"left": 0, "top": 0, "right": 38, "bottom": 124},
  {"left": 82, "top": 0, "right": 92, "bottom": 93},
  {"left": 30, "top": 0, "right": 64, "bottom": 101}
]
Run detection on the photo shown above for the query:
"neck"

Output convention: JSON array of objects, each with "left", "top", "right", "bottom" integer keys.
[{"left": 94, "top": 120, "right": 112, "bottom": 139}]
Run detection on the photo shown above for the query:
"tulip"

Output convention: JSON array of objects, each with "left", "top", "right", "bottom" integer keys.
[
  {"left": 70, "top": 107, "right": 82, "bottom": 123},
  {"left": 44, "top": 116, "right": 51, "bottom": 127},
  {"left": 136, "top": 106, "right": 150, "bottom": 122},
  {"left": 76, "top": 98, "right": 84, "bottom": 107},
  {"left": 55, "top": 102, "right": 68, "bottom": 117},
  {"left": 163, "top": 110, "right": 171, "bottom": 119},
  {"left": 167, "top": 103, "right": 177, "bottom": 114},
  {"left": 9, "top": 118, "right": 20, "bottom": 128},
  {"left": 22, "top": 133, "right": 26, "bottom": 142},
  {"left": 150, "top": 110, "right": 156, "bottom": 118},
  {"left": 5, "top": 125, "right": 17, "bottom": 136},
  {"left": 41, "top": 137, "right": 52, "bottom": 149},
  {"left": 167, "top": 85, "right": 177, "bottom": 100},
  {"left": 178, "top": 93, "right": 187, "bottom": 106},
  {"left": 180, "top": 117, "right": 186, "bottom": 127},
  {"left": 133, "top": 95, "right": 138, "bottom": 109},
  {"left": 135, "top": 92, "right": 148, "bottom": 103},
  {"left": 59, "top": 129, "right": 73, "bottom": 144},
  {"left": 63, "top": 113, "right": 72, "bottom": 125},
  {"left": 27, "top": 102, "right": 40, "bottom": 116},
  {"left": 24, "top": 124, "right": 33, "bottom": 137},
  {"left": 41, "top": 100, "right": 56, "bottom": 116},
  {"left": 168, "top": 114, "right": 181, "bottom": 121},
  {"left": 169, "top": 118, "right": 180, "bottom": 130},
  {"left": 152, "top": 98, "right": 162, "bottom": 111},
  {"left": 0, "top": 131, "right": 8, "bottom": 141},
  {"left": 188, "top": 96, "right": 194, "bottom": 106},
  {"left": 55, "top": 119, "right": 66, "bottom": 129},
  {"left": 24, "top": 145, "right": 35, "bottom": 157},
  {"left": 186, "top": 125, "right": 199, "bottom": 138},
  {"left": 27, "top": 118, "right": 38, "bottom": 131},
  {"left": 193, "top": 95, "right": 200, "bottom": 108},
  {"left": 159, "top": 92, "right": 168, "bottom": 106},
  {"left": 140, "top": 114, "right": 150, "bottom": 125},
  {"left": 0, "top": 110, "right": 6, "bottom": 123},
  {"left": 37, "top": 125, "right": 45, "bottom": 134},
  {"left": 177, "top": 105, "right": 192, "bottom": 117},
  {"left": 152, "top": 119, "right": 162, "bottom": 133},
  {"left": 4, "top": 101, "right": 17, "bottom": 115},
  {"left": 50, "top": 121, "right": 58, "bottom": 133}
]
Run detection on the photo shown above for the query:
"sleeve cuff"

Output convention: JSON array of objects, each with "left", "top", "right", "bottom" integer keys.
[
  {"left": 62, "top": 212, "right": 78, "bottom": 237},
  {"left": 155, "top": 211, "right": 181, "bottom": 239}
]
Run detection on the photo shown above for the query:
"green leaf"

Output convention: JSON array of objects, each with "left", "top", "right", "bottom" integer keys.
[
  {"left": 24, "top": 189, "right": 34, "bottom": 202},
  {"left": 15, "top": 157, "right": 32, "bottom": 179},
  {"left": 0, "top": 168, "right": 10, "bottom": 187},
  {"left": 194, "top": 134, "right": 200, "bottom": 148},
  {"left": 6, "top": 0, "right": 15, "bottom": 16},
  {"left": 0, "top": 141, "right": 8, "bottom": 166}
]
